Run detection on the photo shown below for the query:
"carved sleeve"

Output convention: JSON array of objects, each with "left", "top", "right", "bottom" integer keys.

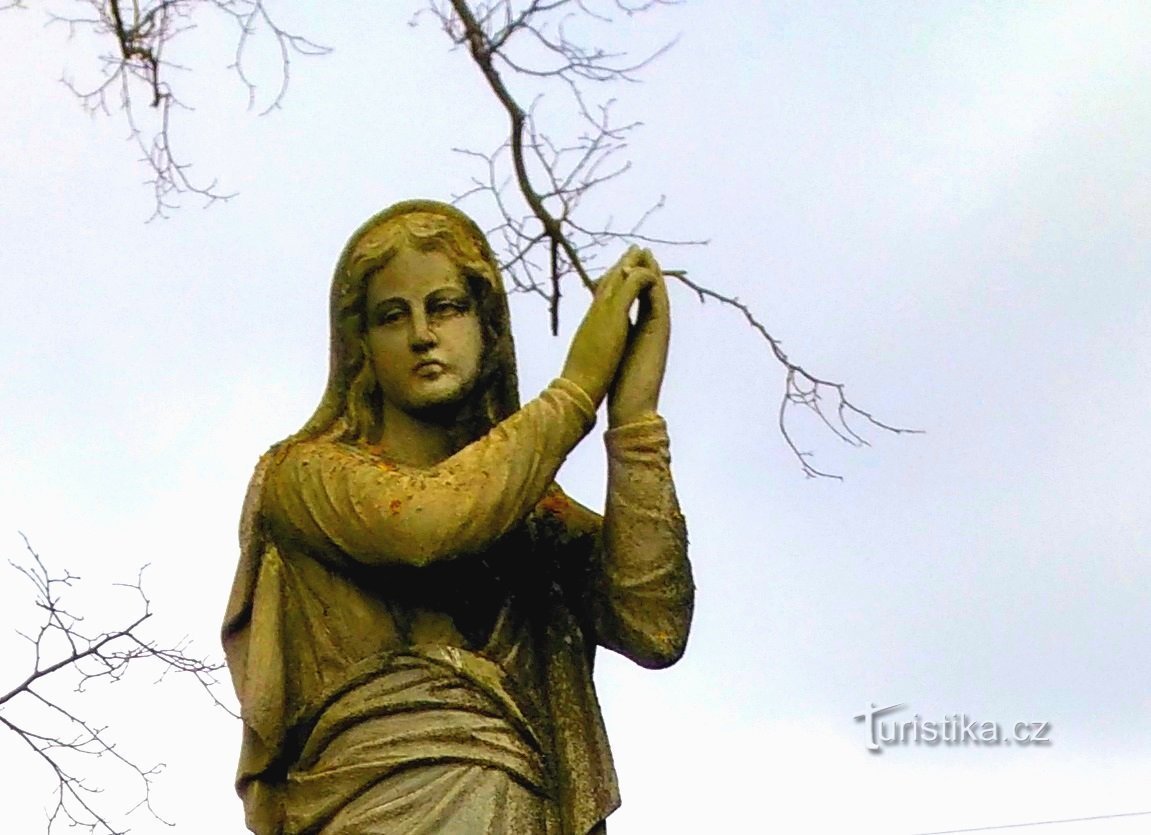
[
  {"left": 593, "top": 415, "right": 694, "bottom": 668},
  {"left": 548, "top": 416, "right": 694, "bottom": 669},
  {"left": 262, "top": 378, "right": 596, "bottom": 568}
]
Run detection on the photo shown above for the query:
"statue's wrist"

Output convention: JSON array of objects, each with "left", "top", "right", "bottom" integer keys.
[
  {"left": 551, "top": 377, "right": 598, "bottom": 426},
  {"left": 608, "top": 403, "right": 660, "bottom": 428}
]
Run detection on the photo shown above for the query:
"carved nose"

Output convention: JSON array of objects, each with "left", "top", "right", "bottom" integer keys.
[{"left": 409, "top": 316, "right": 436, "bottom": 350}]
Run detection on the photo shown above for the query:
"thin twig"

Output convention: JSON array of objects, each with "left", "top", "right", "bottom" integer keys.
[
  {"left": 44, "top": 0, "right": 329, "bottom": 217},
  {"left": 1, "top": 534, "right": 233, "bottom": 833}
]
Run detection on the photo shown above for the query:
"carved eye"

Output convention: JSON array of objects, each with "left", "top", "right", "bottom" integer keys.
[
  {"left": 377, "top": 307, "right": 406, "bottom": 326},
  {"left": 430, "top": 298, "right": 470, "bottom": 319}
]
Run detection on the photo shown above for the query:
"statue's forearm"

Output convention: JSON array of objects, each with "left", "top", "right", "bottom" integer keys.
[{"left": 592, "top": 416, "right": 694, "bottom": 668}]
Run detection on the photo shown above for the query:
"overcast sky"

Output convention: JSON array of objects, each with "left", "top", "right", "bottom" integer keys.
[{"left": 1, "top": 2, "right": 1149, "bottom": 833}]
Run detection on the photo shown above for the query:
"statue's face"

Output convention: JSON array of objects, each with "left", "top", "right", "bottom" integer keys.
[{"left": 366, "top": 246, "right": 484, "bottom": 417}]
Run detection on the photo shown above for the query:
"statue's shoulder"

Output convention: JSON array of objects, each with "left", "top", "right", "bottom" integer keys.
[{"left": 259, "top": 437, "right": 377, "bottom": 471}]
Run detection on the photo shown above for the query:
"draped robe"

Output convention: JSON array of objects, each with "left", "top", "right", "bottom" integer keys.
[{"left": 222, "top": 378, "right": 694, "bottom": 835}]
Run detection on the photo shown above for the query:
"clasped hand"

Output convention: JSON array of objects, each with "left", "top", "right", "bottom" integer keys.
[{"left": 561, "top": 246, "right": 670, "bottom": 426}]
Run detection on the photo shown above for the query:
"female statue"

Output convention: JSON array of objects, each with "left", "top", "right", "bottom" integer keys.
[{"left": 222, "top": 200, "right": 693, "bottom": 835}]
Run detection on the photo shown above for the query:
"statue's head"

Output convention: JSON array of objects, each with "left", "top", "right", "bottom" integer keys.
[{"left": 293, "top": 200, "right": 520, "bottom": 446}]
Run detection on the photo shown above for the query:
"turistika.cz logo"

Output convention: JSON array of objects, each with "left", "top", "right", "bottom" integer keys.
[{"left": 855, "top": 702, "right": 1052, "bottom": 752}]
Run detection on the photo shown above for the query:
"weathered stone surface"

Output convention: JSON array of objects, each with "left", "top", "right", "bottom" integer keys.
[{"left": 223, "top": 200, "right": 693, "bottom": 834}]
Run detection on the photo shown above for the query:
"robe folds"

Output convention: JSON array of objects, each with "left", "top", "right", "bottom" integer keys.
[{"left": 223, "top": 379, "right": 693, "bottom": 835}]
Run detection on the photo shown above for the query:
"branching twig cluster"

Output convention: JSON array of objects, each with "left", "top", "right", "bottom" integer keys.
[
  {"left": 0, "top": 534, "right": 232, "bottom": 834},
  {"left": 424, "top": 0, "right": 919, "bottom": 477},
  {"left": 671, "top": 272, "right": 921, "bottom": 477},
  {"left": 41, "top": 0, "right": 327, "bottom": 218},
  {"left": 423, "top": 0, "right": 698, "bottom": 333}
]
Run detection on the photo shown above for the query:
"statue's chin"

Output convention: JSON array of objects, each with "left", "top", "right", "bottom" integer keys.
[{"left": 396, "top": 381, "right": 480, "bottom": 426}]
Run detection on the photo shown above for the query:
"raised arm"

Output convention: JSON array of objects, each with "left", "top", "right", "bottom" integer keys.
[
  {"left": 264, "top": 378, "right": 595, "bottom": 567},
  {"left": 557, "top": 255, "right": 694, "bottom": 668}
]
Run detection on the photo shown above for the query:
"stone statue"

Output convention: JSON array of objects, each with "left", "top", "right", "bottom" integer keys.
[{"left": 222, "top": 200, "right": 694, "bottom": 835}]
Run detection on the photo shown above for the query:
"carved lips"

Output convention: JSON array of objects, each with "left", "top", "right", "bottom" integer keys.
[{"left": 413, "top": 359, "right": 447, "bottom": 378}]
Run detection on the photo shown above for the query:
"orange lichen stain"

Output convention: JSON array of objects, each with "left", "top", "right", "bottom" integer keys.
[
  {"left": 389, "top": 499, "right": 403, "bottom": 515},
  {"left": 538, "top": 493, "right": 570, "bottom": 517}
]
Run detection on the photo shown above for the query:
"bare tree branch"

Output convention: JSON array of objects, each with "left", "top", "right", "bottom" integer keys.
[
  {"left": 424, "top": 0, "right": 919, "bottom": 477},
  {"left": 673, "top": 272, "right": 922, "bottom": 478},
  {"left": 421, "top": 0, "right": 701, "bottom": 319},
  {"left": 38, "top": 1, "right": 329, "bottom": 218},
  {"left": 1, "top": 534, "right": 234, "bottom": 834}
]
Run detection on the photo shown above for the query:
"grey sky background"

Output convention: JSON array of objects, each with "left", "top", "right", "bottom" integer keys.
[{"left": 1, "top": 2, "right": 1148, "bottom": 833}]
